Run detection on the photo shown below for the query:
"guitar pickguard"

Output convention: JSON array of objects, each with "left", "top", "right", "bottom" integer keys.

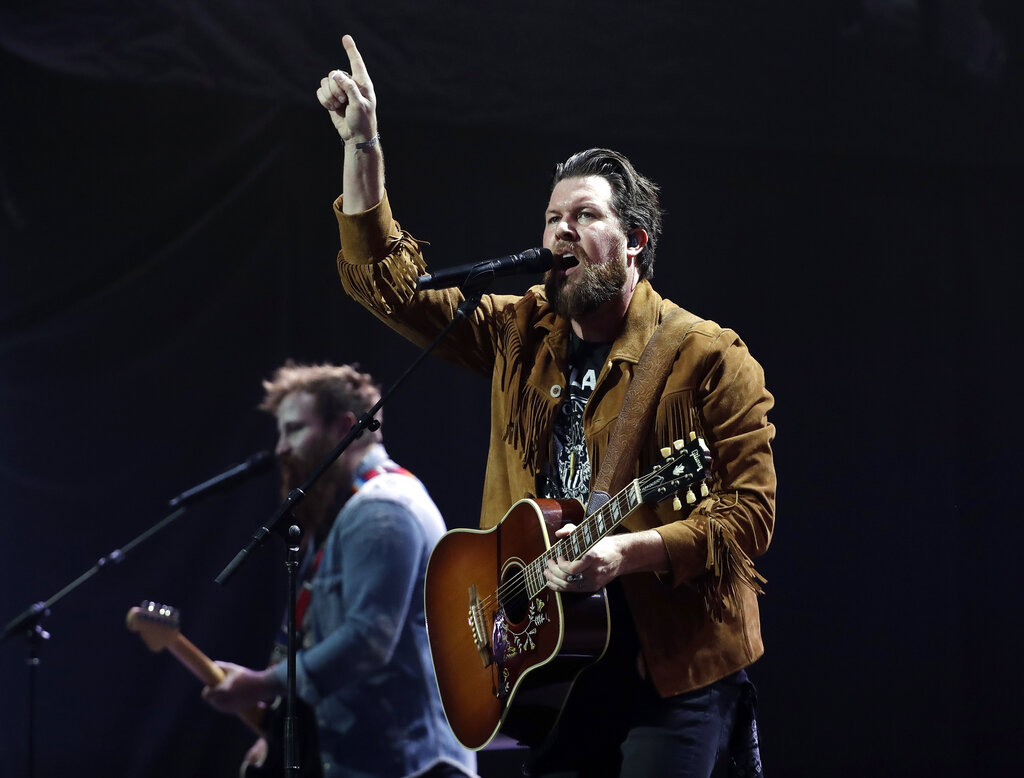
[
  {"left": 495, "top": 593, "right": 550, "bottom": 659},
  {"left": 491, "top": 560, "right": 553, "bottom": 701}
]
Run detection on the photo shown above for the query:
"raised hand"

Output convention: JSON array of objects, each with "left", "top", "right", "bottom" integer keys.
[{"left": 316, "top": 34, "right": 377, "bottom": 145}]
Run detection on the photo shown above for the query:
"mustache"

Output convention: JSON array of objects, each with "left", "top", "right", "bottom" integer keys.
[{"left": 550, "top": 243, "right": 588, "bottom": 263}]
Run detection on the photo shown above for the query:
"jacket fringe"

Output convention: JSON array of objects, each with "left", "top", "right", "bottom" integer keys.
[
  {"left": 651, "top": 389, "right": 701, "bottom": 463},
  {"left": 499, "top": 316, "right": 553, "bottom": 471},
  {"left": 696, "top": 494, "right": 767, "bottom": 623},
  {"left": 587, "top": 422, "right": 615, "bottom": 489},
  {"left": 338, "top": 232, "right": 426, "bottom": 314}
]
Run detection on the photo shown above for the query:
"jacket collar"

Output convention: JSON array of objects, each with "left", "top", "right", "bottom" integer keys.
[{"left": 532, "top": 280, "right": 663, "bottom": 366}]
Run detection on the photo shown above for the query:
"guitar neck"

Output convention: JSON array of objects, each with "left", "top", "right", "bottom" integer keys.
[
  {"left": 520, "top": 436, "right": 708, "bottom": 599},
  {"left": 525, "top": 481, "right": 644, "bottom": 597},
  {"left": 166, "top": 633, "right": 227, "bottom": 687}
]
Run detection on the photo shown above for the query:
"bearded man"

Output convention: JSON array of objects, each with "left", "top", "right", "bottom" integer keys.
[
  {"left": 315, "top": 34, "right": 776, "bottom": 778},
  {"left": 202, "top": 362, "right": 476, "bottom": 778}
]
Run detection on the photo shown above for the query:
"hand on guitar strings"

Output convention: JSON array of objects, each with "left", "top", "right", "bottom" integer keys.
[{"left": 543, "top": 523, "right": 627, "bottom": 593}]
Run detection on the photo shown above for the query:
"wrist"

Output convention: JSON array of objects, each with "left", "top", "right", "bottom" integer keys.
[
  {"left": 615, "top": 529, "right": 670, "bottom": 576},
  {"left": 345, "top": 132, "right": 380, "bottom": 151},
  {"left": 258, "top": 667, "right": 287, "bottom": 699}
]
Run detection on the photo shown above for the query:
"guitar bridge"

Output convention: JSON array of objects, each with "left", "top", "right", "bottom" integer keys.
[{"left": 467, "top": 584, "right": 493, "bottom": 668}]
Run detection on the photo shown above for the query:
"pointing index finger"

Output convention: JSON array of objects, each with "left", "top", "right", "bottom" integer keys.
[{"left": 342, "top": 34, "right": 371, "bottom": 86}]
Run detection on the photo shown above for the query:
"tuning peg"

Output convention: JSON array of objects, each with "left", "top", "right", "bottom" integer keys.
[
  {"left": 689, "top": 431, "right": 697, "bottom": 441},
  {"left": 672, "top": 496, "right": 682, "bottom": 511},
  {"left": 700, "top": 483, "right": 709, "bottom": 497},
  {"left": 660, "top": 446, "right": 672, "bottom": 458},
  {"left": 686, "top": 488, "right": 696, "bottom": 505},
  {"left": 673, "top": 439, "right": 685, "bottom": 451}
]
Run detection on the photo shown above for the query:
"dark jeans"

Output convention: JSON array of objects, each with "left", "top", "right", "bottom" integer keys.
[
  {"left": 524, "top": 587, "right": 762, "bottom": 778},
  {"left": 525, "top": 670, "right": 759, "bottom": 778}
]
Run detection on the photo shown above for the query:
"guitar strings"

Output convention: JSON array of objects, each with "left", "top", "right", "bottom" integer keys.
[
  {"left": 478, "top": 482, "right": 638, "bottom": 612},
  {"left": 476, "top": 465, "right": 683, "bottom": 613}
]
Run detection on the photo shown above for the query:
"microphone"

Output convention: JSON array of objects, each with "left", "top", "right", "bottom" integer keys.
[
  {"left": 168, "top": 450, "right": 275, "bottom": 508},
  {"left": 417, "top": 247, "right": 553, "bottom": 290}
]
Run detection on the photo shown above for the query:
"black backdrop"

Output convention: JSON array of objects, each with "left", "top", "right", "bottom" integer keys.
[{"left": 2, "top": 3, "right": 1022, "bottom": 776}]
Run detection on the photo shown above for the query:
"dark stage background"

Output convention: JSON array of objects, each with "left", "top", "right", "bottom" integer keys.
[{"left": 2, "top": 3, "right": 1021, "bottom": 776}]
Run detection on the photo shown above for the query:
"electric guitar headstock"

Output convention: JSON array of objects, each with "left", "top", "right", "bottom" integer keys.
[
  {"left": 638, "top": 432, "right": 712, "bottom": 510},
  {"left": 125, "top": 600, "right": 181, "bottom": 652},
  {"left": 125, "top": 600, "right": 268, "bottom": 737}
]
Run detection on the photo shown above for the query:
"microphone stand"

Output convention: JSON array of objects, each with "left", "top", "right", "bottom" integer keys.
[
  {"left": 0, "top": 452, "right": 272, "bottom": 778},
  {"left": 215, "top": 281, "right": 490, "bottom": 776}
]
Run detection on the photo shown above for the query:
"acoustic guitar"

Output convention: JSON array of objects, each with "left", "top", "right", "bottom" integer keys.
[
  {"left": 424, "top": 434, "right": 711, "bottom": 749},
  {"left": 126, "top": 601, "right": 321, "bottom": 777}
]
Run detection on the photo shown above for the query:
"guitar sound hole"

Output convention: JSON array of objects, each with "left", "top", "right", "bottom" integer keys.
[{"left": 500, "top": 564, "right": 529, "bottom": 623}]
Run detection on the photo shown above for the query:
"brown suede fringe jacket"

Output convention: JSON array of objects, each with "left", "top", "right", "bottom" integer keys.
[{"left": 334, "top": 192, "right": 777, "bottom": 697}]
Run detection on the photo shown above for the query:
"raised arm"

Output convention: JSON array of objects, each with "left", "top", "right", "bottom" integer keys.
[{"left": 315, "top": 34, "right": 383, "bottom": 214}]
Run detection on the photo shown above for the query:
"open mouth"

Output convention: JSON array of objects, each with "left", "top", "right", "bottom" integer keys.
[{"left": 553, "top": 252, "right": 581, "bottom": 278}]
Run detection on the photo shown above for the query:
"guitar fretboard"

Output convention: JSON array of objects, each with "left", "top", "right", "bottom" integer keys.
[{"left": 525, "top": 482, "right": 643, "bottom": 597}]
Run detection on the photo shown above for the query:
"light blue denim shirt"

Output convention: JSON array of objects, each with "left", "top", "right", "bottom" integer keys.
[{"left": 272, "top": 445, "right": 476, "bottom": 778}]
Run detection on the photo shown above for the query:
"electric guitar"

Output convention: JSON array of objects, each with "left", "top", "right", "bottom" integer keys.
[
  {"left": 125, "top": 601, "right": 321, "bottom": 778},
  {"left": 424, "top": 434, "right": 711, "bottom": 750}
]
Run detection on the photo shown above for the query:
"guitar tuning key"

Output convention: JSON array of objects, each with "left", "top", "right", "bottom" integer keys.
[
  {"left": 660, "top": 446, "right": 672, "bottom": 458},
  {"left": 688, "top": 431, "right": 697, "bottom": 441},
  {"left": 672, "top": 496, "right": 682, "bottom": 511},
  {"left": 673, "top": 439, "right": 685, "bottom": 451},
  {"left": 686, "top": 488, "right": 697, "bottom": 505},
  {"left": 700, "top": 483, "right": 709, "bottom": 497}
]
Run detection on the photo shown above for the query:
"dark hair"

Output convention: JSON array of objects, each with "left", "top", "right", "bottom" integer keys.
[
  {"left": 260, "top": 361, "right": 381, "bottom": 430},
  {"left": 551, "top": 148, "right": 663, "bottom": 279}
]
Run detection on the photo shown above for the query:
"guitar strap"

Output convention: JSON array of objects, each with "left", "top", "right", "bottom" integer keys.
[{"left": 585, "top": 307, "right": 703, "bottom": 516}]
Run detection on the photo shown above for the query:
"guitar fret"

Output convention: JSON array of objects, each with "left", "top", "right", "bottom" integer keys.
[{"left": 630, "top": 481, "right": 642, "bottom": 508}]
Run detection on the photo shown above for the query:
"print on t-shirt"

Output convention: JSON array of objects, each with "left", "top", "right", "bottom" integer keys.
[{"left": 544, "top": 334, "right": 612, "bottom": 503}]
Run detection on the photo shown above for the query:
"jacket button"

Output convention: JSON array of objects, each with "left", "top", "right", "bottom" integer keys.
[{"left": 550, "top": 385, "right": 562, "bottom": 398}]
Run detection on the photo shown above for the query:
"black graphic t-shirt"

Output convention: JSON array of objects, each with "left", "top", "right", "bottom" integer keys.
[{"left": 542, "top": 331, "right": 613, "bottom": 502}]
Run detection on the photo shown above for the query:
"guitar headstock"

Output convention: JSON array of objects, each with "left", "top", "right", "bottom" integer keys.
[
  {"left": 126, "top": 600, "right": 181, "bottom": 652},
  {"left": 639, "top": 433, "right": 711, "bottom": 509}
]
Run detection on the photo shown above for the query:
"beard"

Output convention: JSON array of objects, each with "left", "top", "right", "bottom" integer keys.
[
  {"left": 277, "top": 437, "right": 349, "bottom": 544},
  {"left": 544, "top": 250, "right": 628, "bottom": 322}
]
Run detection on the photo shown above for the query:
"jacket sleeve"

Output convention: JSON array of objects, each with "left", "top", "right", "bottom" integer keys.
[
  {"left": 334, "top": 192, "right": 521, "bottom": 378},
  {"left": 652, "top": 328, "right": 776, "bottom": 619}
]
